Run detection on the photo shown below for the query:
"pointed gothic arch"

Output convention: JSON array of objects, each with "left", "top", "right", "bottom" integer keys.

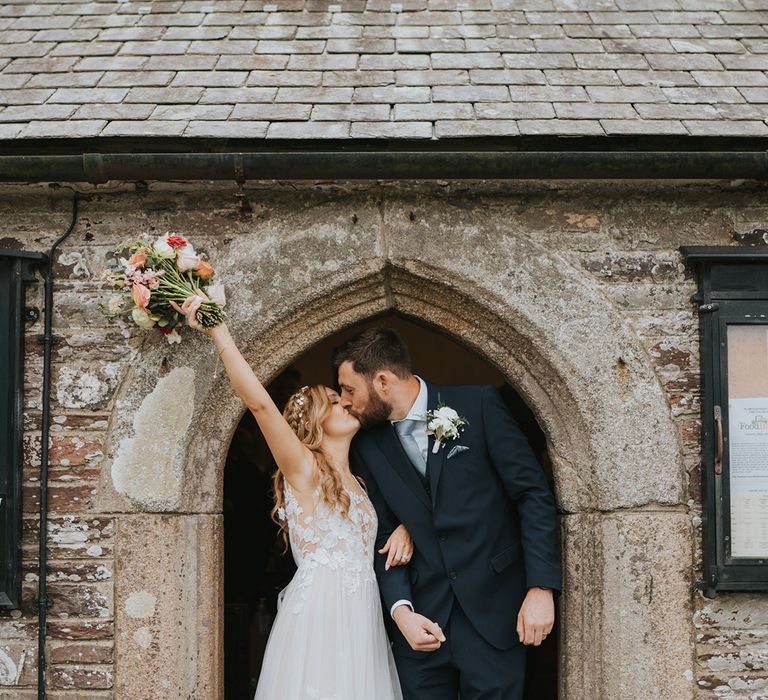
[{"left": 97, "top": 245, "right": 690, "bottom": 699}]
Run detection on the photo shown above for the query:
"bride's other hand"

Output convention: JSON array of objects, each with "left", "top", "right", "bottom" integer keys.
[
  {"left": 379, "top": 524, "right": 413, "bottom": 570},
  {"left": 169, "top": 294, "right": 210, "bottom": 334}
]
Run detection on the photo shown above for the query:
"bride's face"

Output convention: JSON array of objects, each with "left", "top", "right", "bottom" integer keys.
[{"left": 321, "top": 387, "right": 360, "bottom": 437}]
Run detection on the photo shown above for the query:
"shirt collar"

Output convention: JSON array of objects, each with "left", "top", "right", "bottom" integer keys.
[{"left": 392, "top": 375, "right": 428, "bottom": 424}]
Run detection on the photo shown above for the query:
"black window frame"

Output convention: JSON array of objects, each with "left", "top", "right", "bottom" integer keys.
[
  {"left": 681, "top": 246, "right": 768, "bottom": 597},
  {"left": 0, "top": 250, "right": 46, "bottom": 610}
]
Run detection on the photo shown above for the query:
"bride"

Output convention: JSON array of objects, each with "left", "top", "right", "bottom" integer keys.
[{"left": 170, "top": 294, "right": 412, "bottom": 699}]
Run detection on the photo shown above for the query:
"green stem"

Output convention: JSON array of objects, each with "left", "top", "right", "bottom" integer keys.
[{"left": 138, "top": 257, "right": 226, "bottom": 329}]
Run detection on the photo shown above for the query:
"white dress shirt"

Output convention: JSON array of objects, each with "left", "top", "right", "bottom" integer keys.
[{"left": 388, "top": 375, "right": 428, "bottom": 619}]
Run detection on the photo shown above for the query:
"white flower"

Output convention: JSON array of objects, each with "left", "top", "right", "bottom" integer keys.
[
  {"left": 153, "top": 235, "right": 176, "bottom": 258},
  {"left": 427, "top": 417, "right": 455, "bottom": 436},
  {"left": 131, "top": 307, "right": 156, "bottom": 329},
  {"left": 424, "top": 398, "right": 468, "bottom": 453},
  {"left": 165, "top": 329, "right": 182, "bottom": 344},
  {"left": 107, "top": 296, "right": 123, "bottom": 314},
  {"left": 434, "top": 406, "right": 459, "bottom": 422},
  {"left": 205, "top": 282, "right": 226, "bottom": 307},
  {"left": 176, "top": 243, "right": 200, "bottom": 272}
]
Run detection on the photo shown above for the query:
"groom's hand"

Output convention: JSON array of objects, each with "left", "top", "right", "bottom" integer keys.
[
  {"left": 517, "top": 587, "right": 555, "bottom": 646},
  {"left": 393, "top": 606, "right": 446, "bottom": 652}
]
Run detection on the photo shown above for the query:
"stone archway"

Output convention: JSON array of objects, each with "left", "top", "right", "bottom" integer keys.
[{"left": 96, "top": 237, "right": 692, "bottom": 699}]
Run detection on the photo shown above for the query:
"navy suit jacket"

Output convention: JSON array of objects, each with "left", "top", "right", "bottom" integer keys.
[{"left": 350, "top": 380, "right": 562, "bottom": 659}]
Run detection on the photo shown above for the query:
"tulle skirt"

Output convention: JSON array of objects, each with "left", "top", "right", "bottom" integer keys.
[{"left": 253, "top": 564, "right": 403, "bottom": 700}]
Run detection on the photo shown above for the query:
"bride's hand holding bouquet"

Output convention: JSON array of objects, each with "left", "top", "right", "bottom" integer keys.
[
  {"left": 169, "top": 293, "right": 216, "bottom": 335},
  {"left": 170, "top": 292, "right": 238, "bottom": 365}
]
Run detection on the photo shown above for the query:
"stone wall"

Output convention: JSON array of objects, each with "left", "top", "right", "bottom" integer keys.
[{"left": 1, "top": 178, "right": 766, "bottom": 699}]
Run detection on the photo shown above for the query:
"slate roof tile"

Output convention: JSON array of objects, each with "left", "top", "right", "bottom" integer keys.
[{"left": 0, "top": 0, "right": 765, "bottom": 140}]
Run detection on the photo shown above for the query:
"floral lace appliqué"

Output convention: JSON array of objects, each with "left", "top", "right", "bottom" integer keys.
[{"left": 279, "top": 478, "right": 377, "bottom": 615}]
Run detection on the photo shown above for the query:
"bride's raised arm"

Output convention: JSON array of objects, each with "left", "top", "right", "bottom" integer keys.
[{"left": 170, "top": 295, "right": 314, "bottom": 492}]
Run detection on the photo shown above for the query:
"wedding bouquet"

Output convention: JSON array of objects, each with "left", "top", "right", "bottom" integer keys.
[{"left": 100, "top": 233, "right": 226, "bottom": 344}]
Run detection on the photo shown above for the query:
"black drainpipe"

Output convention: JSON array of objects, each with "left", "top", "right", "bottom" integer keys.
[
  {"left": 0, "top": 149, "right": 766, "bottom": 182},
  {"left": 37, "top": 193, "right": 79, "bottom": 700}
]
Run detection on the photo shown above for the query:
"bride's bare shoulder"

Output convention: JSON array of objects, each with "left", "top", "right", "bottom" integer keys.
[{"left": 282, "top": 460, "right": 319, "bottom": 500}]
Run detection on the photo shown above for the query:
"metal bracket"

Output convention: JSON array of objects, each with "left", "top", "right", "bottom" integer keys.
[
  {"left": 233, "top": 154, "right": 252, "bottom": 214},
  {"left": 696, "top": 579, "right": 718, "bottom": 598},
  {"left": 82, "top": 153, "right": 108, "bottom": 184},
  {"left": 699, "top": 302, "right": 720, "bottom": 313},
  {"left": 37, "top": 333, "right": 62, "bottom": 347},
  {"left": 714, "top": 405, "right": 723, "bottom": 476},
  {"left": 24, "top": 307, "right": 39, "bottom": 323}
]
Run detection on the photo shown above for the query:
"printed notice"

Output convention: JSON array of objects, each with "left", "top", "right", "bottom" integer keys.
[{"left": 729, "top": 398, "right": 768, "bottom": 558}]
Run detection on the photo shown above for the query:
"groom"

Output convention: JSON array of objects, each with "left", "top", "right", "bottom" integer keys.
[{"left": 334, "top": 327, "right": 562, "bottom": 700}]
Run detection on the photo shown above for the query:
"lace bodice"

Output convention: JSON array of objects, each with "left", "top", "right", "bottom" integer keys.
[{"left": 275, "top": 477, "right": 378, "bottom": 614}]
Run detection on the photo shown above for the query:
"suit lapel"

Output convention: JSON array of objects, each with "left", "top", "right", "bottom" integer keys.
[
  {"left": 424, "top": 381, "right": 448, "bottom": 508},
  {"left": 375, "top": 424, "right": 432, "bottom": 510}
]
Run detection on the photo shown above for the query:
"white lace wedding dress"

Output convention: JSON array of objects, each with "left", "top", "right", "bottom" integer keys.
[{"left": 253, "top": 477, "right": 403, "bottom": 700}]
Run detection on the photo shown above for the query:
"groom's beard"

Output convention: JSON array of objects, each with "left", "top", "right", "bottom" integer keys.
[{"left": 355, "top": 385, "right": 392, "bottom": 430}]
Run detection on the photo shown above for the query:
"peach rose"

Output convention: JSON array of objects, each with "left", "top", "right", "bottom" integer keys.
[
  {"left": 196, "top": 260, "right": 214, "bottom": 280},
  {"left": 131, "top": 283, "right": 150, "bottom": 309},
  {"left": 128, "top": 248, "right": 147, "bottom": 268}
]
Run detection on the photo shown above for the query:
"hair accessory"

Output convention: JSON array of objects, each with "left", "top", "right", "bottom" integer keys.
[{"left": 294, "top": 385, "right": 309, "bottom": 418}]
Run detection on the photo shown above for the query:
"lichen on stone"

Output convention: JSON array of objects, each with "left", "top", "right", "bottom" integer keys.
[{"left": 111, "top": 366, "right": 196, "bottom": 511}]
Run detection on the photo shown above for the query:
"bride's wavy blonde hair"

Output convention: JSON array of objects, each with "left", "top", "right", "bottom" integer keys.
[{"left": 271, "top": 384, "right": 364, "bottom": 549}]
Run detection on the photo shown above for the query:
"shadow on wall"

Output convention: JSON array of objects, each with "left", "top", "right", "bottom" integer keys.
[{"left": 223, "top": 314, "right": 559, "bottom": 700}]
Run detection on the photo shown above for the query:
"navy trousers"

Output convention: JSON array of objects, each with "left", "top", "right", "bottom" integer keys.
[{"left": 393, "top": 598, "right": 527, "bottom": 700}]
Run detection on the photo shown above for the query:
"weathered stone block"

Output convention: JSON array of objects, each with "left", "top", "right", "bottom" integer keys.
[
  {"left": 113, "top": 514, "right": 222, "bottom": 699},
  {"left": 49, "top": 641, "right": 113, "bottom": 664},
  {"left": 50, "top": 665, "right": 112, "bottom": 689}
]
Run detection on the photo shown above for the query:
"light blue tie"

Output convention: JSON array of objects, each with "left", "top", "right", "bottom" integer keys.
[{"left": 394, "top": 419, "right": 427, "bottom": 478}]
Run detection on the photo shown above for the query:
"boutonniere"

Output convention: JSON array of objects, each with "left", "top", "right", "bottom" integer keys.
[{"left": 423, "top": 395, "right": 469, "bottom": 454}]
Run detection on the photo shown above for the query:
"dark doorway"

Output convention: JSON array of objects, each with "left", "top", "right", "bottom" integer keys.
[{"left": 223, "top": 315, "right": 560, "bottom": 699}]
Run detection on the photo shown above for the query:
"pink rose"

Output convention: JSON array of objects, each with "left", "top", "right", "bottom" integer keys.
[
  {"left": 176, "top": 244, "right": 200, "bottom": 273},
  {"left": 205, "top": 283, "right": 226, "bottom": 307}
]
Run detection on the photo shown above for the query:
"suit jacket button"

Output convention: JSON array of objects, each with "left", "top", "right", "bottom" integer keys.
[
  {"left": 449, "top": 571, "right": 457, "bottom": 580},
  {"left": 439, "top": 532, "right": 447, "bottom": 541}
]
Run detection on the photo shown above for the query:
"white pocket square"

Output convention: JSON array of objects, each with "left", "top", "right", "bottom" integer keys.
[{"left": 447, "top": 445, "right": 469, "bottom": 460}]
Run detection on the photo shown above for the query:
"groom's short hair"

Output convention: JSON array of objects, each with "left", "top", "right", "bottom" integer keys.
[{"left": 333, "top": 327, "right": 412, "bottom": 380}]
